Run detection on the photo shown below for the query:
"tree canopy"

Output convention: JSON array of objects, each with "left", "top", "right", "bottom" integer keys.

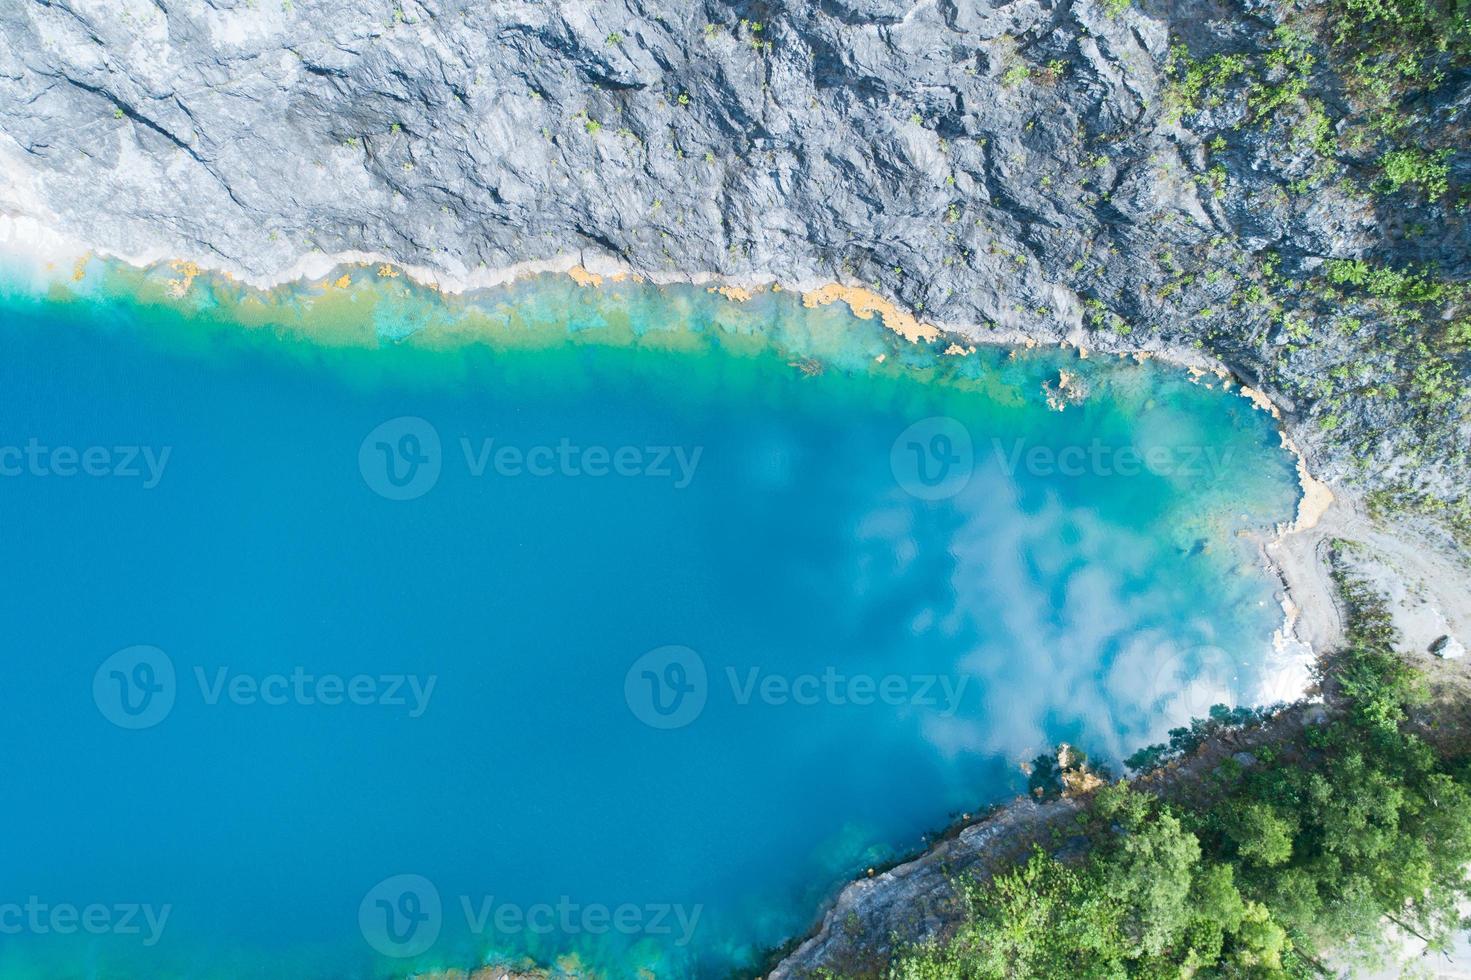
[{"left": 893, "top": 571, "right": 1471, "bottom": 978}]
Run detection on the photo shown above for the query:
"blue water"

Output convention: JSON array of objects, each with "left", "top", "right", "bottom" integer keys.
[{"left": 0, "top": 262, "right": 1300, "bottom": 978}]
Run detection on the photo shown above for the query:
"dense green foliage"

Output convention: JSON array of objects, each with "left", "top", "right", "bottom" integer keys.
[
  {"left": 1377, "top": 148, "right": 1452, "bottom": 199},
  {"left": 892, "top": 575, "right": 1471, "bottom": 977}
]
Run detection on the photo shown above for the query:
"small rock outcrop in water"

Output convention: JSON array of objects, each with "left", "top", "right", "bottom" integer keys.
[
  {"left": 0, "top": 0, "right": 1467, "bottom": 521},
  {"left": 1042, "top": 369, "right": 1087, "bottom": 411}
]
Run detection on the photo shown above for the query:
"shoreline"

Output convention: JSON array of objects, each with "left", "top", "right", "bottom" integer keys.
[
  {"left": 764, "top": 701, "right": 1329, "bottom": 979},
  {"left": 12, "top": 212, "right": 1460, "bottom": 976},
  {"left": 768, "top": 516, "right": 1471, "bottom": 978},
  {"left": 0, "top": 209, "right": 1331, "bottom": 491},
  {"left": 0, "top": 207, "right": 1302, "bottom": 389},
  {"left": 0, "top": 206, "right": 1340, "bottom": 668}
]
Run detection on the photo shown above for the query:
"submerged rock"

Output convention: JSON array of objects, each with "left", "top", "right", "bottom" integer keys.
[{"left": 1043, "top": 369, "right": 1088, "bottom": 412}]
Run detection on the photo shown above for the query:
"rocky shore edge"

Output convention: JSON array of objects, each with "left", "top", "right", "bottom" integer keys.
[
  {"left": 3, "top": 224, "right": 1467, "bottom": 979},
  {"left": 763, "top": 703, "right": 1328, "bottom": 978},
  {"left": 0, "top": 213, "right": 1334, "bottom": 523}
]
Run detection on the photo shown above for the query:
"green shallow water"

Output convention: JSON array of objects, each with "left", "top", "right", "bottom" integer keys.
[{"left": 0, "top": 258, "right": 1303, "bottom": 978}]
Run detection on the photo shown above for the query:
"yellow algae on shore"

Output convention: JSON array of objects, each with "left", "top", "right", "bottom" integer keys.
[
  {"left": 567, "top": 265, "right": 603, "bottom": 287},
  {"left": 1238, "top": 384, "right": 1278, "bottom": 416},
  {"left": 708, "top": 284, "right": 756, "bottom": 302},
  {"left": 1187, "top": 364, "right": 1231, "bottom": 388},
  {"left": 801, "top": 283, "right": 941, "bottom": 343},
  {"left": 1292, "top": 454, "right": 1335, "bottom": 531},
  {"left": 166, "top": 260, "right": 200, "bottom": 297},
  {"left": 1236, "top": 385, "right": 1335, "bottom": 532}
]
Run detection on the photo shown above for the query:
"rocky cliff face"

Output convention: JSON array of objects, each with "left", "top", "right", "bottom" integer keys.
[{"left": 2, "top": 0, "right": 1468, "bottom": 517}]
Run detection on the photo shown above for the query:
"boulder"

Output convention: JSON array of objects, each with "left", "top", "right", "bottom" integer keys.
[{"left": 1430, "top": 635, "right": 1466, "bottom": 660}]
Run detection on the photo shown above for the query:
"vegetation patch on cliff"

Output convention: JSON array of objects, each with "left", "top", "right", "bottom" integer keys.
[{"left": 1155, "top": 0, "right": 1470, "bottom": 544}]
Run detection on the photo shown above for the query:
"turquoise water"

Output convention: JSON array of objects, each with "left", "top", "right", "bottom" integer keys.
[{"left": 0, "top": 262, "right": 1300, "bottom": 978}]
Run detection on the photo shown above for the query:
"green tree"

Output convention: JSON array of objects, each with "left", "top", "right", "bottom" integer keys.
[{"left": 1223, "top": 801, "right": 1297, "bottom": 867}]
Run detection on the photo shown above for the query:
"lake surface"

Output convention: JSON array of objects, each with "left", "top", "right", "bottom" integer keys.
[{"left": 0, "top": 260, "right": 1301, "bottom": 978}]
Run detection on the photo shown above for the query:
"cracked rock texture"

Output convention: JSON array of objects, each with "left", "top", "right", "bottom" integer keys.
[{"left": 2, "top": 0, "right": 1468, "bottom": 507}]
